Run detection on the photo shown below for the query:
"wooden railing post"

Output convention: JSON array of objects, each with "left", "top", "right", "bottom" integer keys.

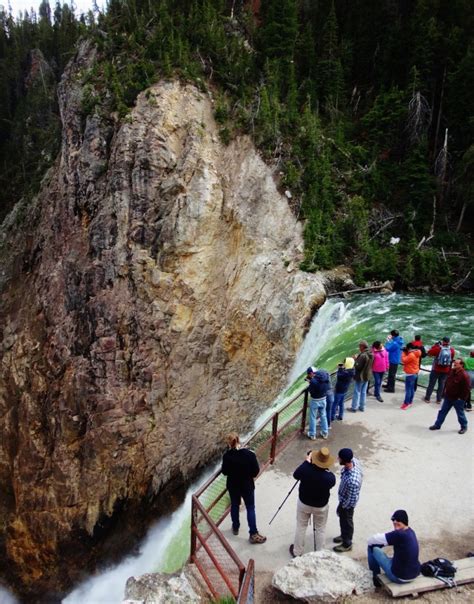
[
  {"left": 270, "top": 413, "right": 278, "bottom": 463},
  {"left": 301, "top": 389, "right": 308, "bottom": 433}
]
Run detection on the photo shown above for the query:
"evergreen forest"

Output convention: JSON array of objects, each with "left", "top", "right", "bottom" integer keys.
[{"left": 1, "top": 0, "right": 473, "bottom": 290}]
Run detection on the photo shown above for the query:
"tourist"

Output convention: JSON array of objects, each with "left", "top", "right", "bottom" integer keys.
[
  {"left": 429, "top": 358, "right": 470, "bottom": 435},
  {"left": 348, "top": 341, "right": 373, "bottom": 412},
  {"left": 221, "top": 433, "right": 266, "bottom": 543},
  {"left": 371, "top": 341, "right": 389, "bottom": 402},
  {"left": 367, "top": 509, "right": 420, "bottom": 586},
  {"left": 464, "top": 351, "right": 474, "bottom": 411},
  {"left": 384, "top": 330, "right": 405, "bottom": 393},
  {"left": 289, "top": 447, "right": 336, "bottom": 557},
  {"left": 333, "top": 448, "right": 363, "bottom": 553},
  {"left": 400, "top": 343, "right": 421, "bottom": 409},
  {"left": 409, "top": 334, "right": 427, "bottom": 391},
  {"left": 306, "top": 366, "right": 331, "bottom": 440},
  {"left": 423, "top": 336, "right": 455, "bottom": 404},
  {"left": 331, "top": 358, "right": 355, "bottom": 421}
]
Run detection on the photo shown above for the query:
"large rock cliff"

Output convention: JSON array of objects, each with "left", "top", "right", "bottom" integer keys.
[{"left": 0, "top": 42, "right": 351, "bottom": 600}]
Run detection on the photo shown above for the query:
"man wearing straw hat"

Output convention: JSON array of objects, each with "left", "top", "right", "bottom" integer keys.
[{"left": 289, "top": 447, "right": 336, "bottom": 557}]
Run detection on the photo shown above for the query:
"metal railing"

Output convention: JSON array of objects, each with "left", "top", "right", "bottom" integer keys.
[{"left": 190, "top": 370, "right": 352, "bottom": 602}]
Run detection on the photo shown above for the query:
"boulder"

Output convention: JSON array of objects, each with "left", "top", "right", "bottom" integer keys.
[
  {"left": 272, "top": 550, "right": 374, "bottom": 602},
  {"left": 123, "top": 571, "right": 200, "bottom": 604}
]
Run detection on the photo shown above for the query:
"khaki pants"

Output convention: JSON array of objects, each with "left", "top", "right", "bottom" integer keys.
[{"left": 293, "top": 498, "right": 328, "bottom": 556}]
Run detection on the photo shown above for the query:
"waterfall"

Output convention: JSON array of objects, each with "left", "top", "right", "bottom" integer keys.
[{"left": 287, "top": 299, "right": 347, "bottom": 383}]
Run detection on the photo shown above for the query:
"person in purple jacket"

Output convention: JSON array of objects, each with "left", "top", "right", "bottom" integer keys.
[{"left": 367, "top": 509, "right": 420, "bottom": 586}]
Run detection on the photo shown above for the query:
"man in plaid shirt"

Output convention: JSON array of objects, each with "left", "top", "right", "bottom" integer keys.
[{"left": 333, "top": 448, "right": 363, "bottom": 552}]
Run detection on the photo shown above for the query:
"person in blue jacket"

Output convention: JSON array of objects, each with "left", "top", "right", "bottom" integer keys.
[
  {"left": 384, "top": 330, "right": 405, "bottom": 393},
  {"left": 306, "top": 366, "right": 331, "bottom": 440},
  {"left": 331, "top": 358, "right": 355, "bottom": 421}
]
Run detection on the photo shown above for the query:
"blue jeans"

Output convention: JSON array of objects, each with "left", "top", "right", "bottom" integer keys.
[
  {"left": 433, "top": 398, "right": 468, "bottom": 430},
  {"left": 368, "top": 546, "right": 406, "bottom": 583},
  {"left": 351, "top": 381, "right": 368, "bottom": 411},
  {"left": 373, "top": 372, "right": 384, "bottom": 398},
  {"left": 404, "top": 374, "right": 417, "bottom": 404},
  {"left": 332, "top": 392, "right": 345, "bottom": 420},
  {"left": 309, "top": 397, "right": 328, "bottom": 437},
  {"left": 326, "top": 391, "right": 334, "bottom": 427},
  {"left": 229, "top": 488, "right": 257, "bottom": 535}
]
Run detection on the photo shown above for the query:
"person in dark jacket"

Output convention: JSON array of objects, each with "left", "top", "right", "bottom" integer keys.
[
  {"left": 429, "top": 358, "right": 470, "bottom": 434},
  {"left": 349, "top": 341, "right": 373, "bottom": 412},
  {"left": 367, "top": 509, "right": 420, "bottom": 585},
  {"left": 331, "top": 358, "right": 355, "bottom": 421},
  {"left": 221, "top": 433, "right": 266, "bottom": 543},
  {"left": 384, "top": 330, "right": 405, "bottom": 393},
  {"left": 289, "top": 447, "right": 336, "bottom": 557},
  {"left": 306, "top": 366, "right": 331, "bottom": 440}
]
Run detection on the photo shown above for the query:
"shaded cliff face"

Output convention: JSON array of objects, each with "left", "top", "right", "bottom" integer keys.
[{"left": 0, "top": 42, "right": 351, "bottom": 599}]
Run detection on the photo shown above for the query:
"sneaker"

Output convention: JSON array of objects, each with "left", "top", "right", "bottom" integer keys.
[
  {"left": 400, "top": 403, "right": 410, "bottom": 410},
  {"left": 459, "top": 428, "right": 467, "bottom": 434},
  {"left": 249, "top": 532, "right": 266, "bottom": 544},
  {"left": 373, "top": 574, "right": 383, "bottom": 587},
  {"left": 359, "top": 408, "right": 365, "bottom": 412},
  {"left": 232, "top": 527, "right": 239, "bottom": 535},
  {"left": 423, "top": 398, "right": 430, "bottom": 403},
  {"left": 333, "top": 536, "right": 343, "bottom": 543},
  {"left": 333, "top": 543, "right": 352, "bottom": 552},
  {"left": 376, "top": 396, "right": 384, "bottom": 403},
  {"left": 307, "top": 434, "right": 316, "bottom": 440},
  {"left": 289, "top": 543, "right": 297, "bottom": 558},
  {"left": 346, "top": 407, "right": 357, "bottom": 413},
  {"left": 320, "top": 433, "right": 328, "bottom": 440},
  {"left": 336, "top": 416, "right": 343, "bottom": 421},
  {"left": 429, "top": 425, "right": 440, "bottom": 430}
]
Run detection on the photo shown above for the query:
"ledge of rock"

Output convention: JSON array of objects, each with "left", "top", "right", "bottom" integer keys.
[
  {"left": 272, "top": 550, "right": 374, "bottom": 602},
  {"left": 123, "top": 570, "right": 201, "bottom": 604}
]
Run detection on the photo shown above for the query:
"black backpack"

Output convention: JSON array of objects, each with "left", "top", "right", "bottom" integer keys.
[{"left": 420, "top": 557, "right": 457, "bottom": 587}]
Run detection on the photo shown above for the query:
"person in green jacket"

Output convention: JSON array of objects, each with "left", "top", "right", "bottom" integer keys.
[{"left": 464, "top": 351, "right": 474, "bottom": 411}]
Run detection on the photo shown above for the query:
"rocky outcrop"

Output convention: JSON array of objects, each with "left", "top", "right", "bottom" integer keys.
[
  {"left": 272, "top": 551, "right": 374, "bottom": 601},
  {"left": 0, "top": 41, "right": 352, "bottom": 600},
  {"left": 123, "top": 570, "right": 200, "bottom": 604}
]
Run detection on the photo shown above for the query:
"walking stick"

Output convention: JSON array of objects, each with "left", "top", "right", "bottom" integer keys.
[
  {"left": 312, "top": 514, "right": 316, "bottom": 551},
  {"left": 268, "top": 480, "right": 299, "bottom": 525}
]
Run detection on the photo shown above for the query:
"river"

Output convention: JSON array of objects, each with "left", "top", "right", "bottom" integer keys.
[{"left": 1, "top": 292, "right": 472, "bottom": 604}]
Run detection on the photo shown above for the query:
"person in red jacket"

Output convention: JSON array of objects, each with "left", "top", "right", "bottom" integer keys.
[
  {"left": 429, "top": 358, "right": 470, "bottom": 434},
  {"left": 423, "top": 336, "right": 455, "bottom": 404}
]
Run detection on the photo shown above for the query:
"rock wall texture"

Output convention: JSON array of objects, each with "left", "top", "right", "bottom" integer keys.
[{"left": 0, "top": 41, "right": 352, "bottom": 600}]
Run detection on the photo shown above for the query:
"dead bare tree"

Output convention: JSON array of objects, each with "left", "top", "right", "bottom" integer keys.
[{"left": 406, "top": 90, "right": 431, "bottom": 144}]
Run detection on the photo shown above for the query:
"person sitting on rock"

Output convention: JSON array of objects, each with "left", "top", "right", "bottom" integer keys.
[
  {"left": 221, "top": 432, "right": 267, "bottom": 544},
  {"left": 367, "top": 509, "right": 420, "bottom": 586}
]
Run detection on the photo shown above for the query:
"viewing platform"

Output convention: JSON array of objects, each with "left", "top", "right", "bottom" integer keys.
[{"left": 221, "top": 386, "right": 474, "bottom": 600}]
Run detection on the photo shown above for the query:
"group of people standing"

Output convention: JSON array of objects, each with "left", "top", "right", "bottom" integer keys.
[
  {"left": 305, "top": 331, "right": 472, "bottom": 436},
  {"left": 222, "top": 434, "right": 419, "bottom": 587}
]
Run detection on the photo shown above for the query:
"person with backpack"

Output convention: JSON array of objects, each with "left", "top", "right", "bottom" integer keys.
[
  {"left": 221, "top": 432, "right": 267, "bottom": 544},
  {"left": 371, "top": 341, "right": 389, "bottom": 402},
  {"left": 331, "top": 358, "right": 355, "bottom": 421},
  {"left": 367, "top": 509, "right": 420, "bottom": 586},
  {"left": 429, "top": 358, "right": 470, "bottom": 435},
  {"left": 424, "top": 337, "right": 455, "bottom": 404},
  {"left": 306, "top": 366, "right": 331, "bottom": 440},
  {"left": 384, "top": 330, "right": 405, "bottom": 393},
  {"left": 400, "top": 343, "right": 422, "bottom": 409}
]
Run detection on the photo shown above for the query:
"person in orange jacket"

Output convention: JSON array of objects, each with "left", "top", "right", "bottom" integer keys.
[{"left": 401, "top": 344, "right": 422, "bottom": 409}]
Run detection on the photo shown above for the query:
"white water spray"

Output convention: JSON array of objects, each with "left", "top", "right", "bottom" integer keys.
[{"left": 287, "top": 299, "right": 347, "bottom": 382}]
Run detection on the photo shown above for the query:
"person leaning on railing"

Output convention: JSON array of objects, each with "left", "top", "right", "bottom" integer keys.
[{"left": 221, "top": 432, "right": 267, "bottom": 544}]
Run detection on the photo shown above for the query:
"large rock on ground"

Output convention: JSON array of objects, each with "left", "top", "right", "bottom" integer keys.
[
  {"left": 123, "top": 570, "right": 200, "bottom": 604},
  {"left": 272, "top": 550, "right": 374, "bottom": 602},
  {"left": 0, "top": 40, "right": 352, "bottom": 599}
]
